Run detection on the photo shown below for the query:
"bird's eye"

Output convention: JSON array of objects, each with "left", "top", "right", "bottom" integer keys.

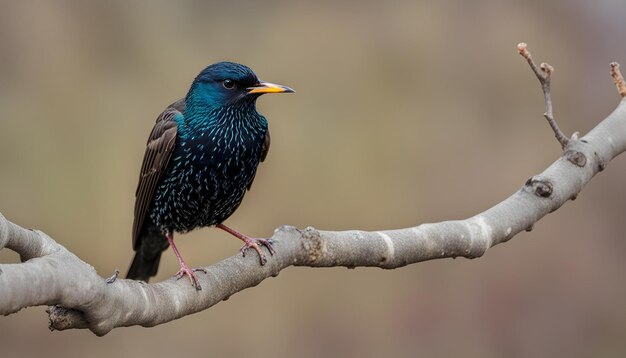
[{"left": 222, "top": 79, "right": 235, "bottom": 89}]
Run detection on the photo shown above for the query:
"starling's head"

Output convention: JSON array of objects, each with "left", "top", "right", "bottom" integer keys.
[{"left": 188, "top": 61, "right": 294, "bottom": 108}]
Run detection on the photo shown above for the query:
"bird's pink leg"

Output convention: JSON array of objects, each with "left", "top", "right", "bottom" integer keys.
[
  {"left": 216, "top": 223, "right": 275, "bottom": 265},
  {"left": 166, "top": 232, "right": 207, "bottom": 290}
]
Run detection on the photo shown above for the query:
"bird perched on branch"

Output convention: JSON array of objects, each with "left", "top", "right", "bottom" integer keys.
[{"left": 126, "top": 62, "right": 294, "bottom": 290}]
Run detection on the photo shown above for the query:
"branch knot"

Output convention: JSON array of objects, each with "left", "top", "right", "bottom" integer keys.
[
  {"left": 300, "top": 227, "right": 323, "bottom": 263},
  {"left": 564, "top": 150, "right": 587, "bottom": 167},
  {"left": 525, "top": 177, "right": 553, "bottom": 198}
]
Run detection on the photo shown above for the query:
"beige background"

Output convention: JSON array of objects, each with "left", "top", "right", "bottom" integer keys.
[{"left": 1, "top": 1, "right": 626, "bottom": 357}]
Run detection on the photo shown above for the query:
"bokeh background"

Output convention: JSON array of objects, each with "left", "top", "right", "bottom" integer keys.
[{"left": 1, "top": 1, "right": 626, "bottom": 357}]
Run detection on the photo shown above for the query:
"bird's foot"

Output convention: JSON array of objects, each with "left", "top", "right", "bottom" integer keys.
[
  {"left": 239, "top": 237, "right": 276, "bottom": 266},
  {"left": 175, "top": 264, "right": 207, "bottom": 290},
  {"left": 216, "top": 223, "right": 276, "bottom": 266}
]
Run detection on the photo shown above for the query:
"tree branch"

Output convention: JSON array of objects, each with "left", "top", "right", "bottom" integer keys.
[{"left": 2, "top": 46, "right": 626, "bottom": 336}]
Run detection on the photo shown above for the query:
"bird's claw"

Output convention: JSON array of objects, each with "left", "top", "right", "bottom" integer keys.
[
  {"left": 239, "top": 238, "right": 275, "bottom": 266},
  {"left": 105, "top": 269, "right": 120, "bottom": 284},
  {"left": 175, "top": 264, "right": 207, "bottom": 290}
]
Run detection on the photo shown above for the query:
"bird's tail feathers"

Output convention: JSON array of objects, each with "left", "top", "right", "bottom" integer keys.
[{"left": 126, "top": 251, "right": 162, "bottom": 282}]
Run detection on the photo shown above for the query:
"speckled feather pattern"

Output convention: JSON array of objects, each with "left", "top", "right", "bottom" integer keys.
[{"left": 151, "top": 100, "right": 268, "bottom": 233}]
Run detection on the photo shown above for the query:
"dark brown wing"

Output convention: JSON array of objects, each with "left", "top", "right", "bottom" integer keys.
[
  {"left": 247, "top": 129, "right": 271, "bottom": 190},
  {"left": 132, "top": 99, "right": 185, "bottom": 250}
]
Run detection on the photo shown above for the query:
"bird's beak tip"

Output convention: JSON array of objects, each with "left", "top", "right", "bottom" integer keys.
[{"left": 247, "top": 81, "right": 295, "bottom": 94}]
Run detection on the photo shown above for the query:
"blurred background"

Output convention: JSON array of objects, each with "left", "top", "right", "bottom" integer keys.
[{"left": 1, "top": 0, "right": 626, "bottom": 357}]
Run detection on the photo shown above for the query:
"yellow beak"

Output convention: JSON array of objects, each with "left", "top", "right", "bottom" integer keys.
[{"left": 247, "top": 81, "right": 295, "bottom": 94}]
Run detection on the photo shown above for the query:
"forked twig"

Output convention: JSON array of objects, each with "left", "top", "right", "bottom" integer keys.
[{"left": 517, "top": 43, "right": 570, "bottom": 149}]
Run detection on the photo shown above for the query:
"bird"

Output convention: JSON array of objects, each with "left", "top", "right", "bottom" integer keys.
[{"left": 126, "top": 61, "right": 294, "bottom": 290}]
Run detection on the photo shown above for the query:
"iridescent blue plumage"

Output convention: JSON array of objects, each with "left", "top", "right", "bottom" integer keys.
[
  {"left": 155, "top": 80, "right": 268, "bottom": 231},
  {"left": 127, "top": 62, "right": 293, "bottom": 289}
]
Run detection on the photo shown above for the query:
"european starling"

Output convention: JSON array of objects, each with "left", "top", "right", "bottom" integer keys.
[{"left": 126, "top": 62, "right": 294, "bottom": 289}]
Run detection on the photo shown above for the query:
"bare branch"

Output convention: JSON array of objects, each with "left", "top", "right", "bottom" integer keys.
[
  {"left": 610, "top": 62, "right": 626, "bottom": 98},
  {"left": 2, "top": 45, "right": 626, "bottom": 336},
  {"left": 517, "top": 42, "right": 570, "bottom": 148}
]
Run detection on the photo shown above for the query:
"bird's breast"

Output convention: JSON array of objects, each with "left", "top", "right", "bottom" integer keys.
[
  {"left": 151, "top": 125, "right": 265, "bottom": 231},
  {"left": 185, "top": 128, "right": 262, "bottom": 176}
]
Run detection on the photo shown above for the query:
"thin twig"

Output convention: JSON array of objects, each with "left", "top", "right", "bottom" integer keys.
[
  {"left": 610, "top": 62, "right": 626, "bottom": 98},
  {"left": 517, "top": 43, "right": 570, "bottom": 149}
]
